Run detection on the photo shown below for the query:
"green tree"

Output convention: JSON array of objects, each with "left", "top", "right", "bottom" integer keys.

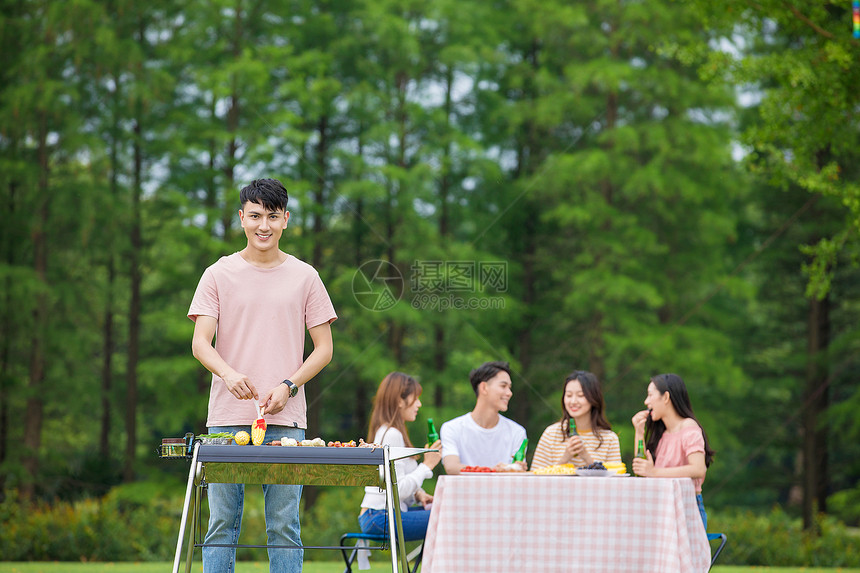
[
  {"left": 0, "top": 0, "right": 110, "bottom": 498},
  {"left": 685, "top": 0, "right": 860, "bottom": 529}
]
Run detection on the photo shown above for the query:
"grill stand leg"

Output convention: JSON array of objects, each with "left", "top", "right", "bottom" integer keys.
[
  {"left": 185, "top": 476, "right": 202, "bottom": 573},
  {"left": 383, "top": 448, "right": 409, "bottom": 573},
  {"left": 173, "top": 442, "right": 201, "bottom": 573}
]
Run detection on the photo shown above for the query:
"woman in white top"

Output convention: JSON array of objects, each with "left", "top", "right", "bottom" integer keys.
[{"left": 358, "top": 372, "right": 442, "bottom": 540}]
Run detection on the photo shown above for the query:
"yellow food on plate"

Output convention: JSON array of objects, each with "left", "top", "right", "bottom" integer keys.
[
  {"left": 533, "top": 463, "right": 578, "bottom": 475},
  {"left": 235, "top": 431, "right": 251, "bottom": 445},
  {"left": 603, "top": 462, "right": 627, "bottom": 474}
]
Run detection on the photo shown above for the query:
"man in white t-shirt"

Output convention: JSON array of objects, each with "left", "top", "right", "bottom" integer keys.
[
  {"left": 188, "top": 178, "right": 337, "bottom": 573},
  {"left": 440, "top": 361, "right": 527, "bottom": 475}
]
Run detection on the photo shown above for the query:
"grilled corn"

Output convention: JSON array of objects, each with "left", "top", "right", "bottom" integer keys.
[{"left": 251, "top": 420, "right": 266, "bottom": 446}]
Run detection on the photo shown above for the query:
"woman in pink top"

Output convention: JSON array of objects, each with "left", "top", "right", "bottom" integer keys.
[{"left": 631, "top": 373, "right": 715, "bottom": 530}]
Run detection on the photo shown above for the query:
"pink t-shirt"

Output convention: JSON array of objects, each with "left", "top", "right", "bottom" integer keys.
[
  {"left": 188, "top": 252, "right": 337, "bottom": 428},
  {"left": 654, "top": 423, "right": 706, "bottom": 493}
]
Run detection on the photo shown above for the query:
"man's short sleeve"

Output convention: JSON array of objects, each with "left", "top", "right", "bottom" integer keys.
[
  {"left": 188, "top": 267, "right": 219, "bottom": 322},
  {"left": 440, "top": 420, "right": 460, "bottom": 459},
  {"left": 305, "top": 272, "right": 337, "bottom": 328}
]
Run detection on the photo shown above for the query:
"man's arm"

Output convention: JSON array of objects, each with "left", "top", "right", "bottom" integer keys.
[
  {"left": 440, "top": 421, "right": 463, "bottom": 474},
  {"left": 261, "top": 321, "right": 334, "bottom": 415},
  {"left": 191, "top": 315, "right": 257, "bottom": 400},
  {"left": 442, "top": 454, "right": 464, "bottom": 475}
]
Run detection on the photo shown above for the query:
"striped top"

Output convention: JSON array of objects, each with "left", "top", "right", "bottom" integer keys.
[{"left": 530, "top": 422, "right": 622, "bottom": 470}]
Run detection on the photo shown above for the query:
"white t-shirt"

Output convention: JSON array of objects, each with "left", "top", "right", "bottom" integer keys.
[
  {"left": 188, "top": 252, "right": 337, "bottom": 428},
  {"left": 360, "top": 426, "right": 432, "bottom": 511},
  {"left": 440, "top": 413, "right": 527, "bottom": 467}
]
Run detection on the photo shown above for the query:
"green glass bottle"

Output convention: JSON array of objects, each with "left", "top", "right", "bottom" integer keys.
[
  {"left": 513, "top": 438, "right": 528, "bottom": 462},
  {"left": 569, "top": 419, "right": 578, "bottom": 436},
  {"left": 427, "top": 418, "right": 440, "bottom": 444},
  {"left": 636, "top": 438, "right": 646, "bottom": 459}
]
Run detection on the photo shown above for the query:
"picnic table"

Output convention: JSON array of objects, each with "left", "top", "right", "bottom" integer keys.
[{"left": 422, "top": 473, "right": 710, "bottom": 573}]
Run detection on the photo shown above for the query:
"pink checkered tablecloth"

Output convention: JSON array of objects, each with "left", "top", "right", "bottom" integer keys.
[{"left": 422, "top": 474, "right": 710, "bottom": 573}]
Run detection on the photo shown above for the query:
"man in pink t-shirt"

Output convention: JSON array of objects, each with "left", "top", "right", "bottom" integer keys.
[{"left": 188, "top": 178, "right": 337, "bottom": 573}]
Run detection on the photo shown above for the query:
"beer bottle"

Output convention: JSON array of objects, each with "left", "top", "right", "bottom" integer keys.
[
  {"left": 427, "top": 418, "right": 440, "bottom": 444},
  {"left": 636, "top": 438, "right": 646, "bottom": 459},
  {"left": 569, "top": 419, "right": 578, "bottom": 436},
  {"left": 513, "top": 438, "right": 528, "bottom": 462}
]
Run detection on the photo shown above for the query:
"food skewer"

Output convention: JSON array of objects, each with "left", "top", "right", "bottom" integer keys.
[{"left": 251, "top": 398, "right": 267, "bottom": 446}]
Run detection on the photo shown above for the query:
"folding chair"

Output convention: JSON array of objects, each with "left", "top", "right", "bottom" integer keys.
[
  {"left": 339, "top": 531, "right": 423, "bottom": 573},
  {"left": 707, "top": 532, "right": 727, "bottom": 571}
]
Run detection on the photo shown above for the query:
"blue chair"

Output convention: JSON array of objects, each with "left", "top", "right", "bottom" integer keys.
[
  {"left": 707, "top": 532, "right": 727, "bottom": 571},
  {"left": 339, "top": 531, "right": 423, "bottom": 573}
]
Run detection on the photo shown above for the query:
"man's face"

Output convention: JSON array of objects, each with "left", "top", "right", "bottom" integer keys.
[
  {"left": 239, "top": 201, "right": 289, "bottom": 252},
  {"left": 480, "top": 371, "right": 513, "bottom": 413}
]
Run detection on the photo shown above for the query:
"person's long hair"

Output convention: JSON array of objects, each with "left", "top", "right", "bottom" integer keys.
[
  {"left": 644, "top": 373, "right": 714, "bottom": 466},
  {"left": 560, "top": 370, "right": 613, "bottom": 450},
  {"left": 367, "top": 371, "right": 422, "bottom": 447}
]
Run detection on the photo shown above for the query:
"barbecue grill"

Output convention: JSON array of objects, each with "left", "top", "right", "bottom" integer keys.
[{"left": 163, "top": 437, "right": 431, "bottom": 573}]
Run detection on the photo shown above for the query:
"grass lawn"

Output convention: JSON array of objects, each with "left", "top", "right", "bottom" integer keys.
[{"left": 1, "top": 564, "right": 860, "bottom": 573}]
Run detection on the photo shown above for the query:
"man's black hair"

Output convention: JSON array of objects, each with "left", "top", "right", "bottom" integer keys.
[
  {"left": 240, "top": 178, "right": 289, "bottom": 212},
  {"left": 469, "top": 361, "right": 511, "bottom": 396}
]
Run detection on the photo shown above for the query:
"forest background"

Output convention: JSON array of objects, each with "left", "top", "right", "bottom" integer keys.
[{"left": 1, "top": 0, "right": 860, "bottom": 560}]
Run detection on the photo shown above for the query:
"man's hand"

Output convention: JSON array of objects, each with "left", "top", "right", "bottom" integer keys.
[
  {"left": 494, "top": 460, "right": 527, "bottom": 472},
  {"left": 261, "top": 383, "right": 291, "bottom": 415},
  {"left": 191, "top": 316, "right": 258, "bottom": 400},
  {"left": 222, "top": 369, "right": 258, "bottom": 400}
]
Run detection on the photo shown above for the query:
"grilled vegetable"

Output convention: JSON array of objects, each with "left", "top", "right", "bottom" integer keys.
[
  {"left": 235, "top": 431, "right": 250, "bottom": 445},
  {"left": 252, "top": 418, "right": 267, "bottom": 446}
]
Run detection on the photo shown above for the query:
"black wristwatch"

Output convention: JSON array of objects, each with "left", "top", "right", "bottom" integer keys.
[{"left": 282, "top": 379, "right": 299, "bottom": 398}]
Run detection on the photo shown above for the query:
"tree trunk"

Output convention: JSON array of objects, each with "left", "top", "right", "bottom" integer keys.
[
  {"left": 101, "top": 83, "right": 120, "bottom": 458},
  {"left": 802, "top": 292, "right": 830, "bottom": 530},
  {"left": 515, "top": 209, "right": 535, "bottom": 425},
  {"left": 22, "top": 111, "right": 50, "bottom": 500},
  {"left": 387, "top": 72, "right": 408, "bottom": 364},
  {"left": 220, "top": 1, "right": 243, "bottom": 241},
  {"left": 801, "top": 148, "right": 833, "bottom": 530},
  {"left": 124, "top": 110, "right": 143, "bottom": 483},
  {"left": 101, "top": 261, "right": 115, "bottom": 457},
  {"left": 513, "top": 41, "right": 542, "bottom": 426},
  {"left": 586, "top": 28, "right": 619, "bottom": 385},
  {"left": 307, "top": 113, "right": 328, "bottom": 448},
  {"left": 352, "top": 128, "right": 370, "bottom": 434},
  {"left": 434, "top": 66, "right": 453, "bottom": 409},
  {"left": 0, "top": 179, "right": 18, "bottom": 495},
  {"left": 303, "top": 112, "right": 330, "bottom": 512}
]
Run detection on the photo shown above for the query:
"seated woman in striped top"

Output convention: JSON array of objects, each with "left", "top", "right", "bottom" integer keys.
[{"left": 531, "top": 370, "right": 622, "bottom": 470}]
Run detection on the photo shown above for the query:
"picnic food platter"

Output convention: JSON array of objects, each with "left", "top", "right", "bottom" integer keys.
[
  {"left": 530, "top": 461, "right": 629, "bottom": 476},
  {"left": 575, "top": 468, "right": 619, "bottom": 476}
]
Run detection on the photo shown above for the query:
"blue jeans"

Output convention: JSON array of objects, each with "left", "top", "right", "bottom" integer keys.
[
  {"left": 359, "top": 506, "right": 431, "bottom": 542},
  {"left": 203, "top": 425, "right": 305, "bottom": 573},
  {"left": 696, "top": 493, "right": 708, "bottom": 531}
]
